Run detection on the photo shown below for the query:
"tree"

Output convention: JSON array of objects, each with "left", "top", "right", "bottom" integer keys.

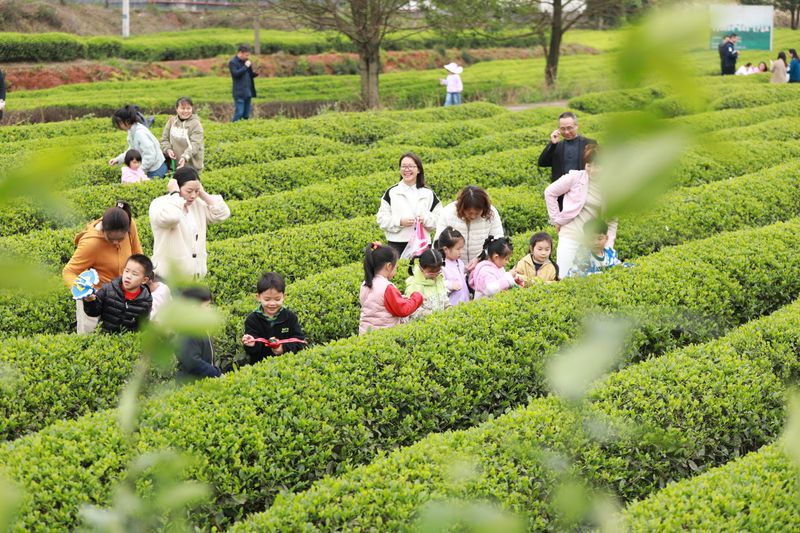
[
  {"left": 740, "top": 0, "right": 800, "bottom": 30},
  {"left": 427, "top": 0, "right": 611, "bottom": 88},
  {"left": 274, "top": 0, "right": 418, "bottom": 108}
]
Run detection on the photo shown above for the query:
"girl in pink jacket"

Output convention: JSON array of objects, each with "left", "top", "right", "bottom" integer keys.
[
  {"left": 359, "top": 242, "right": 423, "bottom": 335},
  {"left": 468, "top": 236, "right": 523, "bottom": 299}
]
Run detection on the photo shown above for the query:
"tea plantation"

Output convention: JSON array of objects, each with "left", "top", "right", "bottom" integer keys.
[{"left": 1, "top": 70, "right": 800, "bottom": 531}]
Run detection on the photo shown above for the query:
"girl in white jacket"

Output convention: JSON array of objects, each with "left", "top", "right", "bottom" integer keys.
[
  {"left": 376, "top": 152, "right": 442, "bottom": 256},
  {"left": 149, "top": 167, "right": 230, "bottom": 280},
  {"left": 435, "top": 185, "right": 504, "bottom": 271}
]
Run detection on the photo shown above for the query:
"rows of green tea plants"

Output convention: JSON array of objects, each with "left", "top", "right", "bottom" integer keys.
[
  {"left": 2, "top": 82, "right": 797, "bottom": 530},
  {"left": 7, "top": 55, "right": 613, "bottom": 113},
  {"left": 229, "top": 266, "right": 800, "bottom": 531},
  {"left": 4, "top": 217, "right": 800, "bottom": 530},
  {"left": 3, "top": 153, "right": 799, "bottom": 451},
  {"left": 624, "top": 442, "right": 799, "bottom": 530},
  {"left": 0, "top": 27, "right": 563, "bottom": 63}
]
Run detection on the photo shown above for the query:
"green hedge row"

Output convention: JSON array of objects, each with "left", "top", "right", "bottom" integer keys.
[
  {"left": 230, "top": 287, "right": 800, "bottom": 531},
  {"left": 0, "top": 333, "right": 147, "bottom": 442},
  {"left": 4, "top": 128, "right": 789, "bottom": 242},
  {"left": 4, "top": 55, "right": 606, "bottom": 113},
  {"left": 569, "top": 81, "right": 800, "bottom": 116},
  {"left": 624, "top": 443, "right": 799, "bottom": 530},
  {"left": 0, "top": 102, "right": 506, "bottom": 145},
  {"left": 0, "top": 29, "right": 544, "bottom": 63},
  {"left": 568, "top": 87, "right": 666, "bottom": 114},
  {"left": 3, "top": 219, "right": 800, "bottom": 530}
]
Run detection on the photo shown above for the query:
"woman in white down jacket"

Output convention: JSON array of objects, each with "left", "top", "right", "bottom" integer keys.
[
  {"left": 435, "top": 185, "right": 504, "bottom": 271},
  {"left": 149, "top": 166, "right": 230, "bottom": 279},
  {"left": 376, "top": 152, "right": 442, "bottom": 256}
]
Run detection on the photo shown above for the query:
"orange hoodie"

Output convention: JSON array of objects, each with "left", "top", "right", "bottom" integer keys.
[{"left": 61, "top": 218, "right": 143, "bottom": 288}]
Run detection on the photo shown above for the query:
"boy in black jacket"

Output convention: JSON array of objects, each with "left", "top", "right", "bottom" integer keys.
[
  {"left": 176, "top": 286, "right": 222, "bottom": 383},
  {"left": 84, "top": 254, "right": 153, "bottom": 333},
  {"left": 241, "top": 272, "right": 307, "bottom": 364}
]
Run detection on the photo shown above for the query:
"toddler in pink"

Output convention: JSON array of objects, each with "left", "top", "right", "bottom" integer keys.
[
  {"left": 436, "top": 226, "right": 470, "bottom": 305},
  {"left": 121, "top": 149, "right": 150, "bottom": 184},
  {"left": 469, "top": 236, "right": 523, "bottom": 299}
]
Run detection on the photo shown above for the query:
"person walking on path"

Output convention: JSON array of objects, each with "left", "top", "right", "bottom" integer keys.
[
  {"left": 538, "top": 111, "right": 596, "bottom": 210},
  {"left": 440, "top": 63, "right": 463, "bottom": 107},
  {"left": 229, "top": 45, "right": 258, "bottom": 121}
]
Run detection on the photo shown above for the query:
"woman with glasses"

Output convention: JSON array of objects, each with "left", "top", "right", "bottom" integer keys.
[
  {"left": 376, "top": 152, "right": 442, "bottom": 256},
  {"left": 62, "top": 201, "right": 143, "bottom": 334}
]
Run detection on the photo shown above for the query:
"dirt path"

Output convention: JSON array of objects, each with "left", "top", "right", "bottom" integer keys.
[{"left": 505, "top": 100, "right": 569, "bottom": 112}]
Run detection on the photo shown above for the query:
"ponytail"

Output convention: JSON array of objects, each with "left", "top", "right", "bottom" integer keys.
[
  {"left": 101, "top": 200, "right": 133, "bottom": 233},
  {"left": 363, "top": 242, "right": 398, "bottom": 288},
  {"left": 478, "top": 235, "right": 513, "bottom": 262},
  {"left": 433, "top": 226, "right": 464, "bottom": 253},
  {"left": 112, "top": 104, "right": 145, "bottom": 130},
  {"left": 408, "top": 246, "right": 444, "bottom": 276}
]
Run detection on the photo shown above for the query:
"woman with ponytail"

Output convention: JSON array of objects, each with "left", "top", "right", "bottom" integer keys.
[
  {"left": 359, "top": 242, "right": 423, "bottom": 335},
  {"left": 62, "top": 200, "right": 143, "bottom": 333},
  {"left": 108, "top": 104, "right": 167, "bottom": 179}
]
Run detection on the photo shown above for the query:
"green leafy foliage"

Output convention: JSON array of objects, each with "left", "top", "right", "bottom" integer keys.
[
  {"left": 230, "top": 293, "right": 800, "bottom": 531},
  {"left": 3, "top": 220, "right": 800, "bottom": 530}
]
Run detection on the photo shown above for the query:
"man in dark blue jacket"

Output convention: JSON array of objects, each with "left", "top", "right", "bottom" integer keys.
[
  {"left": 721, "top": 33, "right": 738, "bottom": 75},
  {"left": 229, "top": 45, "right": 258, "bottom": 121}
]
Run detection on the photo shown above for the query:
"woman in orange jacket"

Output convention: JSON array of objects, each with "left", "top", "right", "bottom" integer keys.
[{"left": 62, "top": 201, "right": 143, "bottom": 334}]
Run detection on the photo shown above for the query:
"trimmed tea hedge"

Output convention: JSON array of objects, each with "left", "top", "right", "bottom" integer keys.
[
  {"left": 2, "top": 220, "right": 800, "bottom": 530},
  {"left": 230, "top": 295, "right": 800, "bottom": 531},
  {"left": 0, "top": 334, "right": 145, "bottom": 441},
  {"left": 624, "top": 443, "right": 800, "bottom": 531},
  {"left": 0, "top": 28, "right": 546, "bottom": 63}
]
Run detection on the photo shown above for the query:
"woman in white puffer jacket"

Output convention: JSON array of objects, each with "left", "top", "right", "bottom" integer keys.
[
  {"left": 435, "top": 185, "right": 504, "bottom": 271},
  {"left": 376, "top": 152, "right": 442, "bottom": 256}
]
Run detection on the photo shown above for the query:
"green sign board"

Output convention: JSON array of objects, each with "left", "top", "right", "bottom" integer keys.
[{"left": 709, "top": 5, "right": 773, "bottom": 51}]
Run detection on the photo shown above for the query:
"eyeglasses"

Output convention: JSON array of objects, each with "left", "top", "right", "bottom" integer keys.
[{"left": 400, "top": 165, "right": 418, "bottom": 170}]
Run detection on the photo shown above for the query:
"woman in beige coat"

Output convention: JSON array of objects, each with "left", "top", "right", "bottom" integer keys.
[
  {"left": 771, "top": 51, "right": 788, "bottom": 84},
  {"left": 149, "top": 166, "right": 230, "bottom": 280},
  {"left": 160, "top": 96, "right": 205, "bottom": 172}
]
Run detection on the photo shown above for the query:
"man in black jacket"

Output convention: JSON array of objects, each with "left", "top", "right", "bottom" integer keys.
[
  {"left": 229, "top": 45, "right": 258, "bottom": 121},
  {"left": 720, "top": 33, "right": 739, "bottom": 75},
  {"left": 538, "top": 111, "right": 596, "bottom": 208},
  {"left": 83, "top": 254, "right": 153, "bottom": 333}
]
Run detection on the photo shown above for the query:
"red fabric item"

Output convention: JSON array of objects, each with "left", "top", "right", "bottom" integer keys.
[
  {"left": 254, "top": 337, "right": 308, "bottom": 349},
  {"left": 124, "top": 287, "right": 142, "bottom": 301},
  {"left": 384, "top": 285, "right": 423, "bottom": 317}
]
